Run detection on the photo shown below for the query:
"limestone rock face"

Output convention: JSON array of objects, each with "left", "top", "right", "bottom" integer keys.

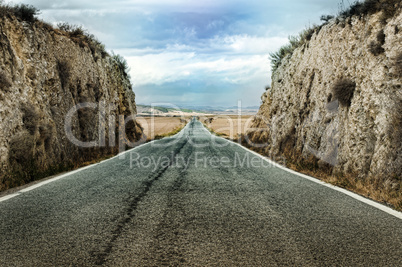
[
  {"left": 250, "top": 10, "right": 401, "bottom": 181},
  {"left": 0, "top": 16, "right": 143, "bottom": 189}
]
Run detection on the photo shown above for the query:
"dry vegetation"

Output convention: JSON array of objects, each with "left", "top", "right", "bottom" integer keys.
[
  {"left": 137, "top": 117, "right": 189, "bottom": 141},
  {"left": 270, "top": 0, "right": 402, "bottom": 72},
  {"left": 332, "top": 78, "right": 356, "bottom": 107},
  {"left": 238, "top": 125, "right": 401, "bottom": 211},
  {"left": 202, "top": 115, "right": 255, "bottom": 139}
]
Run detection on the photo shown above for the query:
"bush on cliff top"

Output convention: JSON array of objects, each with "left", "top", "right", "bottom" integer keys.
[
  {"left": 0, "top": 2, "right": 39, "bottom": 22},
  {"left": 269, "top": 27, "right": 316, "bottom": 72},
  {"left": 111, "top": 52, "right": 131, "bottom": 79},
  {"left": 57, "top": 22, "right": 109, "bottom": 58},
  {"left": 270, "top": 0, "right": 401, "bottom": 73},
  {"left": 338, "top": 0, "right": 400, "bottom": 22}
]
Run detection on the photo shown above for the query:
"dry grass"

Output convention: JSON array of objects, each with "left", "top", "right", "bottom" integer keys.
[
  {"left": 332, "top": 79, "right": 356, "bottom": 107},
  {"left": 237, "top": 132, "right": 401, "bottom": 211},
  {"left": 288, "top": 163, "right": 401, "bottom": 210},
  {"left": 137, "top": 117, "right": 189, "bottom": 141},
  {"left": 201, "top": 115, "right": 255, "bottom": 139}
]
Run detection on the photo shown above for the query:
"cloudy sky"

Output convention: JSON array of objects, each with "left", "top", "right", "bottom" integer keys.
[{"left": 9, "top": 0, "right": 344, "bottom": 107}]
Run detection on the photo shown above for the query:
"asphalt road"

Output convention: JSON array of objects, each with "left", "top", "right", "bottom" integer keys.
[{"left": 0, "top": 119, "right": 401, "bottom": 266}]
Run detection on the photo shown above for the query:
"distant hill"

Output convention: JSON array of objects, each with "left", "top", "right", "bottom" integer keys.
[{"left": 137, "top": 104, "right": 259, "bottom": 116}]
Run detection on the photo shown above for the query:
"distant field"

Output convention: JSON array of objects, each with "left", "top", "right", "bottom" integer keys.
[
  {"left": 136, "top": 117, "right": 189, "bottom": 140},
  {"left": 200, "top": 115, "right": 255, "bottom": 139},
  {"left": 136, "top": 115, "right": 255, "bottom": 140}
]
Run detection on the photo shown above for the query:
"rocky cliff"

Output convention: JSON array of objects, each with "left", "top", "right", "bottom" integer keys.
[
  {"left": 0, "top": 14, "right": 143, "bottom": 190},
  {"left": 248, "top": 3, "right": 401, "bottom": 207}
]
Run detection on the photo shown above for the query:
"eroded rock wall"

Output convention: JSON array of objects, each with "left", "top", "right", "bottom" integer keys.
[
  {"left": 250, "top": 9, "right": 401, "bottom": 182},
  {"left": 0, "top": 16, "right": 143, "bottom": 189}
]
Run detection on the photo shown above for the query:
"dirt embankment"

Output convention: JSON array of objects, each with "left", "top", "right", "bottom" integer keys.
[
  {"left": 247, "top": 3, "right": 401, "bottom": 208},
  {"left": 0, "top": 14, "right": 143, "bottom": 190}
]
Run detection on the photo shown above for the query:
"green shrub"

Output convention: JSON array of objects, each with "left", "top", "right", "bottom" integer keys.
[
  {"left": 332, "top": 79, "right": 356, "bottom": 107},
  {"left": 0, "top": 70, "right": 12, "bottom": 91}
]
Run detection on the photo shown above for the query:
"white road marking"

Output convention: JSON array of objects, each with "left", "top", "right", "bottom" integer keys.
[
  {"left": 227, "top": 137, "right": 402, "bottom": 220},
  {"left": 2, "top": 122, "right": 402, "bottom": 221},
  {"left": 0, "top": 193, "right": 20, "bottom": 203},
  {"left": 200, "top": 123, "right": 402, "bottom": 219},
  {"left": 0, "top": 139, "right": 157, "bottom": 202}
]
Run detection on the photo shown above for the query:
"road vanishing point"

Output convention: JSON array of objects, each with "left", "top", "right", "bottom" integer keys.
[{"left": 0, "top": 119, "right": 401, "bottom": 266}]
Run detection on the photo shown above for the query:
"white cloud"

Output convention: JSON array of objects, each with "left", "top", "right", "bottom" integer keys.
[
  {"left": 8, "top": 0, "right": 343, "bottom": 107},
  {"left": 123, "top": 34, "right": 286, "bottom": 87}
]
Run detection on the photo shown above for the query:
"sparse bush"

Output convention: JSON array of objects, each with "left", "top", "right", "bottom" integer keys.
[
  {"left": 271, "top": 1, "right": 401, "bottom": 73},
  {"left": 269, "top": 26, "right": 317, "bottom": 72},
  {"left": 37, "top": 20, "right": 54, "bottom": 31},
  {"left": 112, "top": 52, "right": 131, "bottom": 78},
  {"left": 57, "top": 60, "right": 71, "bottom": 89},
  {"left": 320, "top": 15, "right": 334, "bottom": 22},
  {"left": 0, "top": 2, "right": 39, "bottom": 22},
  {"left": 21, "top": 103, "right": 40, "bottom": 135},
  {"left": 57, "top": 22, "right": 108, "bottom": 57},
  {"left": 0, "top": 70, "right": 12, "bottom": 91},
  {"left": 13, "top": 4, "right": 39, "bottom": 22},
  {"left": 332, "top": 79, "right": 356, "bottom": 107},
  {"left": 338, "top": 0, "right": 400, "bottom": 23}
]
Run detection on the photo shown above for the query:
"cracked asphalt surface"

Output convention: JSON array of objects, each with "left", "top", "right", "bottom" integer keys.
[{"left": 0, "top": 119, "right": 401, "bottom": 266}]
